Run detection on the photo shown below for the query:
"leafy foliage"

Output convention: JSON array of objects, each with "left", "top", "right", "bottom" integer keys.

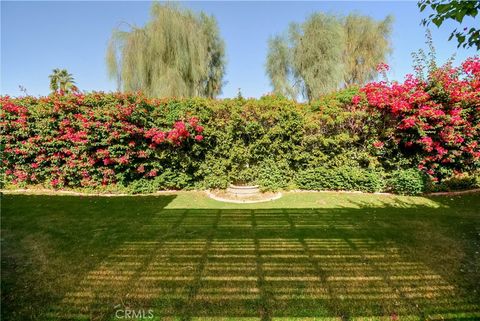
[
  {"left": 1, "top": 91, "right": 380, "bottom": 193},
  {"left": 427, "top": 172, "right": 480, "bottom": 192},
  {"left": 266, "top": 36, "right": 297, "bottom": 99},
  {"left": 356, "top": 56, "right": 480, "bottom": 181},
  {"left": 1, "top": 92, "right": 204, "bottom": 190},
  {"left": 266, "top": 13, "right": 392, "bottom": 101},
  {"left": 49, "top": 69, "right": 77, "bottom": 94},
  {"left": 296, "top": 167, "right": 385, "bottom": 193},
  {"left": 257, "top": 159, "right": 292, "bottom": 191},
  {"left": 418, "top": 0, "right": 480, "bottom": 50},
  {"left": 290, "top": 13, "right": 345, "bottom": 101},
  {"left": 344, "top": 15, "right": 393, "bottom": 86},
  {"left": 106, "top": 3, "right": 225, "bottom": 98},
  {"left": 2, "top": 54, "right": 478, "bottom": 196},
  {"left": 388, "top": 169, "right": 426, "bottom": 195}
]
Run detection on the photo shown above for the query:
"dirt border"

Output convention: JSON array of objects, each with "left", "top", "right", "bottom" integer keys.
[
  {"left": 1, "top": 187, "right": 478, "bottom": 197},
  {"left": 0, "top": 188, "right": 180, "bottom": 197},
  {"left": 425, "top": 188, "right": 480, "bottom": 196},
  {"left": 287, "top": 189, "right": 393, "bottom": 195}
]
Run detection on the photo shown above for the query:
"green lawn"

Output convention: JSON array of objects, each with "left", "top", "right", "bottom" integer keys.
[{"left": 1, "top": 192, "right": 479, "bottom": 321}]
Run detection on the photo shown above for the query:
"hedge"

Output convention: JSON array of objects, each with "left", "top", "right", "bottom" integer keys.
[{"left": 1, "top": 78, "right": 478, "bottom": 195}]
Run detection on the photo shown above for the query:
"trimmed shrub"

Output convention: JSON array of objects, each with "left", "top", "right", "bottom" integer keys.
[
  {"left": 296, "top": 166, "right": 385, "bottom": 193},
  {"left": 257, "top": 159, "right": 292, "bottom": 191},
  {"left": 1, "top": 93, "right": 205, "bottom": 189},
  {"left": 426, "top": 172, "right": 480, "bottom": 193},
  {"left": 2, "top": 64, "right": 478, "bottom": 196},
  {"left": 126, "top": 170, "right": 192, "bottom": 194},
  {"left": 388, "top": 169, "right": 426, "bottom": 195},
  {"left": 127, "top": 178, "right": 159, "bottom": 194}
]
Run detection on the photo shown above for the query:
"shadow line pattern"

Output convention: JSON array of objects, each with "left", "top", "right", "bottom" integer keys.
[{"left": 48, "top": 208, "right": 480, "bottom": 321}]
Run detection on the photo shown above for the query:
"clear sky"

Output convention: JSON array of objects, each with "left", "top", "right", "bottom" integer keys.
[{"left": 1, "top": 1, "right": 478, "bottom": 98}]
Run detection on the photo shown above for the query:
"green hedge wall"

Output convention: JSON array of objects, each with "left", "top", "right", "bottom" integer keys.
[{"left": 1, "top": 90, "right": 475, "bottom": 195}]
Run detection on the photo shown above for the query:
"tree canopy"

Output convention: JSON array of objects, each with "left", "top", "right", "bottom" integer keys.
[
  {"left": 266, "top": 13, "right": 393, "bottom": 101},
  {"left": 418, "top": 0, "right": 479, "bottom": 50},
  {"left": 343, "top": 14, "right": 393, "bottom": 86},
  {"left": 49, "top": 69, "right": 76, "bottom": 94},
  {"left": 106, "top": 3, "right": 226, "bottom": 98}
]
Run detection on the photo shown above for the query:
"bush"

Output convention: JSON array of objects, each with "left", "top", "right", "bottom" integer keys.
[
  {"left": 358, "top": 57, "right": 480, "bottom": 181},
  {"left": 1, "top": 93, "right": 204, "bottom": 189},
  {"left": 2, "top": 71, "right": 478, "bottom": 195},
  {"left": 388, "top": 169, "right": 426, "bottom": 195},
  {"left": 257, "top": 159, "right": 292, "bottom": 191},
  {"left": 426, "top": 172, "right": 480, "bottom": 193},
  {"left": 197, "top": 154, "right": 230, "bottom": 189},
  {"left": 127, "top": 178, "right": 158, "bottom": 194},
  {"left": 126, "top": 170, "right": 193, "bottom": 194},
  {"left": 296, "top": 166, "right": 385, "bottom": 193}
]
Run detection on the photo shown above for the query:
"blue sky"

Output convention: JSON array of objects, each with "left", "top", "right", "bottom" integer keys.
[{"left": 1, "top": 1, "right": 477, "bottom": 98}]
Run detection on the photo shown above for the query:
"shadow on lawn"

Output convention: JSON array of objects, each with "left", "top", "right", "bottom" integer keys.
[{"left": 2, "top": 195, "right": 479, "bottom": 321}]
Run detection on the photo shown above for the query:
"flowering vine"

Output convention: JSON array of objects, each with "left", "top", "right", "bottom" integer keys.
[
  {"left": 1, "top": 93, "right": 205, "bottom": 188},
  {"left": 354, "top": 56, "right": 480, "bottom": 180}
]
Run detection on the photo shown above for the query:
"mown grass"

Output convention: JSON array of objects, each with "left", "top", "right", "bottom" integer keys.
[{"left": 1, "top": 192, "right": 479, "bottom": 321}]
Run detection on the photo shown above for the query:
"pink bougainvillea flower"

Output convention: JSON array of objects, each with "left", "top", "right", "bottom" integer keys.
[
  {"left": 376, "top": 62, "right": 390, "bottom": 72},
  {"left": 352, "top": 95, "right": 361, "bottom": 105},
  {"left": 189, "top": 117, "right": 199, "bottom": 126},
  {"left": 103, "top": 158, "right": 113, "bottom": 166}
]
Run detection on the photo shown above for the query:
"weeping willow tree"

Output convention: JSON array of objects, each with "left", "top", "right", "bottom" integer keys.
[
  {"left": 266, "top": 35, "right": 298, "bottom": 99},
  {"left": 106, "top": 3, "right": 225, "bottom": 98},
  {"left": 343, "top": 14, "right": 393, "bottom": 86},
  {"left": 291, "top": 14, "right": 345, "bottom": 101},
  {"left": 266, "top": 13, "right": 392, "bottom": 101}
]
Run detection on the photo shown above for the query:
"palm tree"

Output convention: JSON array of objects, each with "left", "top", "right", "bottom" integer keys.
[{"left": 49, "top": 69, "right": 77, "bottom": 93}]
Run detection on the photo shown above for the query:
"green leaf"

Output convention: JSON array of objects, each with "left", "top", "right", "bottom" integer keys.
[
  {"left": 455, "top": 11, "right": 466, "bottom": 23},
  {"left": 435, "top": 4, "right": 450, "bottom": 14},
  {"left": 432, "top": 17, "right": 442, "bottom": 27}
]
